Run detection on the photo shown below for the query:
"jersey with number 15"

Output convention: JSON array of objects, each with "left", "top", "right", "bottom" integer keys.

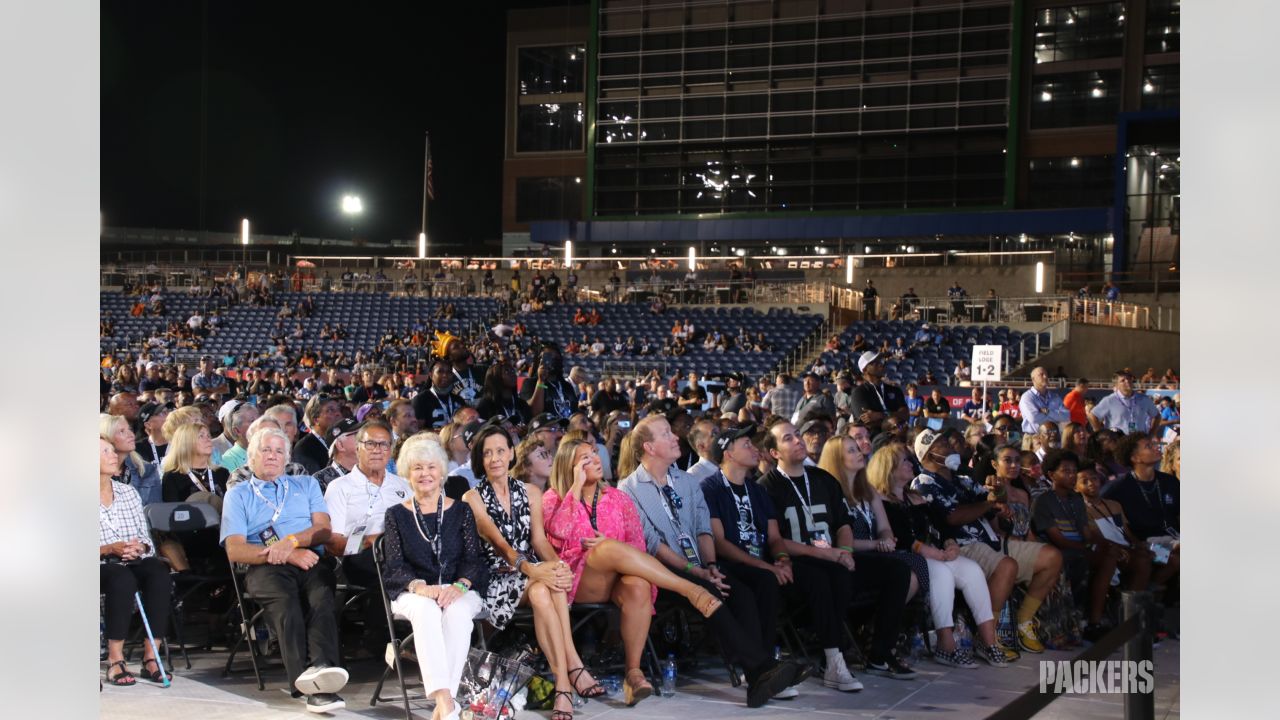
[{"left": 759, "top": 466, "right": 850, "bottom": 546}]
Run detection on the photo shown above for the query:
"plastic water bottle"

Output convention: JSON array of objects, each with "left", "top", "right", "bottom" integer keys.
[
  {"left": 661, "top": 654, "right": 678, "bottom": 697},
  {"left": 909, "top": 631, "right": 927, "bottom": 666},
  {"left": 954, "top": 614, "right": 973, "bottom": 653},
  {"left": 774, "top": 645, "right": 783, "bottom": 662}
]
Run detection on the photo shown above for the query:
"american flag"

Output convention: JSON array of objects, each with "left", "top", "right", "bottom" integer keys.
[{"left": 426, "top": 155, "right": 435, "bottom": 200}]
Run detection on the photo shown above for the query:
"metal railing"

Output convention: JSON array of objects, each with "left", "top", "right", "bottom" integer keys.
[
  {"left": 1070, "top": 298, "right": 1179, "bottom": 332},
  {"left": 831, "top": 288, "right": 1073, "bottom": 326}
]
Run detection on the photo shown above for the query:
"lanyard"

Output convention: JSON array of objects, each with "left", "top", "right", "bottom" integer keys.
[
  {"left": 188, "top": 468, "right": 219, "bottom": 496},
  {"left": 780, "top": 468, "right": 819, "bottom": 531},
  {"left": 721, "top": 473, "right": 756, "bottom": 532},
  {"left": 852, "top": 500, "right": 874, "bottom": 532},
  {"left": 587, "top": 484, "right": 601, "bottom": 531},
  {"left": 250, "top": 477, "right": 290, "bottom": 524},
  {"left": 431, "top": 388, "right": 456, "bottom": 417},
  {"left": 148, "top": 438, "right": 164, "bottom": 464},
  {"left": 1132, "top": 473, "right": 1168, "bottom": 525},
  {"left": 411, "top": 494, "right": 445, "bottom": 585}
]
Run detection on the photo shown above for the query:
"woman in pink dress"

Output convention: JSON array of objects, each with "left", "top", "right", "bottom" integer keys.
[{"left": 542, "top": 436, "right": 721, "bottom": 706}]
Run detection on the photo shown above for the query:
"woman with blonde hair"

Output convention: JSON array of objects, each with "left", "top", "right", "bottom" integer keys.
[
  {"left": 818, "top": 435, "right": 922, "bottom": 600},
  {"left": 1160, "top": 439, "right": 1180, "bottom": 479},
  {"left": 542, "top": 435, "right": 727, "bottom": 706},
  {"left": 868, "top": 443, "right": 1009, "bottom": 668},
  {"left": 161, "top": 422, "right": 230, "bottom": 503},
  {"left": 100, "top": 413, "right": 161, "bottom": 506}
]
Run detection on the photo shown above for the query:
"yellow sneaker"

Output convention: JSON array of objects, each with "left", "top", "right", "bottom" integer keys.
[
  {"left": 998, "top": 642, "right": 1021, "bottom": 662},
  {"left": 1017, "top": 620, "right": 1045, "bottom": 654}
]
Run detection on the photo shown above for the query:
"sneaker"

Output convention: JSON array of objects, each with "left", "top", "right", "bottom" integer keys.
[
  {"left": 997, "top": 642, "right": 1021, "bottom": 662},
  {"left": 974, "top": 644, "right": 1011, "bottom": 668},
  {"left": 823, "top": 655, "right": 864, "bottom": 692},
  {"left": 1017, "top": 620, "right": 1045, "bottom": 654},
  {"left": 866, "top": 656, "right": 917, "bottom": 680},
  {"left": 295, "top": 665, "right": 349, "bottom": 695},
  {"left": 773, "top": 686, "right": 799, "bottom": 699},
  {"left": 747, "top": 660, "right": 802, "bottom": 708},
  {"left": 306, "top": 693, "right": 345, "bottom": 713},
  {"left": 932, "top": 648, "right": 978, "bottom": 669}
]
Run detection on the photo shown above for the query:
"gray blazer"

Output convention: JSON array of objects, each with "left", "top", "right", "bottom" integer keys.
[{"left": 618, "top": 463, "right": 713, "bottom": 563}]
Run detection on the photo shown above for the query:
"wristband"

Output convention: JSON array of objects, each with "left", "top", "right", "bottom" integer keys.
[
  {"left": 288, "top": 534, "right": 300, "bottom": 548},
  {"left": 775, "top": 552, "right": 790, "bottom": 560},
  {"left": 912, "top": 540, "right": 922, "bottom": 553},
  {"left": 684, "top": 561, "right": 695, "bottom": 573},
  {"left": 838, "top": 545, "right": 854, "bottom": 553},
  {"left": 514, "top": 553, "right": 528, "bottom": 573},
  {"left": 536, "top": 383, "right": 549, "bottom": 390},
  {"left": 452, "top": 581, "right": 469, "bottom": 593}
]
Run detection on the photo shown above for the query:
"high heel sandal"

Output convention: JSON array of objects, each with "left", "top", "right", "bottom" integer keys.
[
  {"left": 567, "top": 666, "right": 606, "bottom": 699},
  {"left": 623, "top": 668, "right": 653, "bottom": 706},
  {"left": 105, "top": 660, "right": 135, "bottom": 686},
  {"left": 550, "top": 690, "right": 575, "bottom": 720},
  {"left": 691, "top": 588, "right": 723, "bottom": 618},
  {"left": 139, "top": 657, "right": 171, "bottom": 684}
]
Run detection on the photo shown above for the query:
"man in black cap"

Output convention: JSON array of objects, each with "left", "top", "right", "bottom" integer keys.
[
  {"left": 137, "top": 401, "right": 174, "bottom": 465},
  {"left": 528, "top": 412, "right": 568, "bottom": 455},
  {"left": 719, "top": 372, "right": 748, "bottom": 416},
  {"left": 666, "top": 405, "right": 700, "bottom": 472},
  {"left": 312, "top": 418, "right": 360, "bottom": 492},
  {"left": 848, "top": 352, "right": 907, "bottom": 428},
  {"left": 792, "top": 373, "right": 836, "bottom": 427},
  {"left": 799, "top": 417, "right": 833, "bottom": 466}
]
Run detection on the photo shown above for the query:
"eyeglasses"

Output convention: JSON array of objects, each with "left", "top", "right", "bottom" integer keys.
[{"left": 360, "top": 440, "right": 392, "bottom": 451}]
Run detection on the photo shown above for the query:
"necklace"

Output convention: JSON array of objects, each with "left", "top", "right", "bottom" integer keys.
[{"left": 411, "top": 494, "right": 445, "bottom": 585}]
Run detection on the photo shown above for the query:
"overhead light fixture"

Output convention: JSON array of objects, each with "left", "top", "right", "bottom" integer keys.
[
  {"left": 1091, "top": 87, "right": 1104, "bottom": 98},
  {"left": 846, "top": 256, "right": 854, "bottom": 284},
  {"left": 241, "top": 219, "right": 250, "bottom": 245},
  {"left": 1070, "top": 157, "right": 1081, "bottom": 167},
  {"left": 688, "top": 247, "right": 696, "bottom": 271},
  {"left": 564, "top": 239, "right": 573, "bottom": 268},
  {"left": 418, "top": 232, "right": 426, "bottom": 258},
  {"left": 1035, "top": 262, "right": 1045, "bottom": 293},
  {"left": 1040, "top": 91, "right": 1052, "bottom": 101}
]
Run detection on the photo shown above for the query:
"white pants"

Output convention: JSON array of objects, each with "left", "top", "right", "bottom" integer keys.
[
  {"left": 925, "top": 556, "right": 995, "bottom": 630},
  {"left": 391, "top": 590, "right": 484, "bottom": 698}
]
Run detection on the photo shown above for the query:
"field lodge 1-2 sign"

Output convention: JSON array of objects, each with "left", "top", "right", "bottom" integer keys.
[{"left": 971, "top": 345, "right": 1003, "bottom": 382}]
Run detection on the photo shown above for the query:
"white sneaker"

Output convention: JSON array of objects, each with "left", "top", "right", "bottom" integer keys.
[
  {"left": 295, "top": 665, "right": 349, "bottom": 695},
  {"left": 823, "top": 656, "right": 864, "bottom": 692},
  {"left": 773, "top": 686, "right": 800, "bottom": 699}
]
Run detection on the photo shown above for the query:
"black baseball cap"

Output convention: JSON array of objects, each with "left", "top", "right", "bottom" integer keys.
[
  {"left": 139, "top": 402, "right": 174, "bottom": 423},
  {"left": 713, "top": 423, "right": 757, "bottom": 461},
  {"left": 529, "top": 413, "right": 568, "bottom": 433},
  {"left": 326, "top": 417, "right": 360, "bottom": 446},
  {"left": 461, "top": 420, "right": 487, "bottom": 447}
]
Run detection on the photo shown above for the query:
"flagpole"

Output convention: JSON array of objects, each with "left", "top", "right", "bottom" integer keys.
[{"left": 420, "top": 131, "right": 430, "bottom": 259}]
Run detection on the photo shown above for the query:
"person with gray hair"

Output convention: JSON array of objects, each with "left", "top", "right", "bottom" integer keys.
[
  {"left": 380, "top": 433, "right": 489, "bottom": 720},
  {"left": 225, "top": 415, "right": 310, "bottom": 491},
  {"left": 216, "top": 402, "right": 260, "bottom": 471},
  {"left": 294, "top": 394, "right": 344, "bottom": 474},
  {"left": 220, "top": 426, "right": 348, "bottom": 712}
]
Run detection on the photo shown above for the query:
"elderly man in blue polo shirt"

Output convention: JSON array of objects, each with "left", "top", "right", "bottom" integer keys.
[{"left": 221, "top": 427, "right": 349, "bottom": 713}]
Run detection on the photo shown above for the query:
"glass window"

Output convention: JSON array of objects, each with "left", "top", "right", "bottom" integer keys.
[
  {"left": 1141, "top": 65, "right": 1179, "bottom": 111},
  {"left": 1032, "top": 3, "right": 1125, "bottom": 64},
  {"left": 1030, "top": 70, "right": 1121, "bottom": 129},
  {"left": 517, "top": 103, "right": 584, "bottom": 152},
  {"left": 1025, "top": 155, "right": 1114, "bottom": 208},
  {"left": 515, "top": 176, "right": 583, "bottom": 223},
  {"left": 518, "top": 46, "right": 585, "bottom": 95},
  {"left": 599, "top": 56, "right": 640, "bottom": 77},
  {"left": 682, "top": 96, "right": 723, "bottom": 117},
  {"left": 1145, "top": 0, "right": 1180, "bottom": 54}
]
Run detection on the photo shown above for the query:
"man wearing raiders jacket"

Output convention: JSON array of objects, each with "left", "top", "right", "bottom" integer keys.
[
  {"left": 758, "top": 420, "right": 916, "bottom": 680},
  {"left": 518, "top": 341, "right": 579, "bottom": 419}
]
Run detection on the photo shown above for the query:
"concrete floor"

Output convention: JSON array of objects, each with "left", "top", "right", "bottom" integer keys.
[{"left": 100, "top": 638, "right": 1179, "bottom": 720}]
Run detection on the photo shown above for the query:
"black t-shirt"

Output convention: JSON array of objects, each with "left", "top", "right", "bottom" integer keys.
[
  {"left": 519, "top": 376, "right": 579, "bottom": 419},
  {"left": 848, "top": 381, "right": 906, "bottom": 418},
  {"left": 352, "top": 383, "right": 389, "bottom": 404},
  {"left": 720, "top": 390, "right": 747, "bottom": 414},
  {"left": 591, "top": 390, "right": 629, "bottom": 416},
  {"left": 450, "top": 364, "right": 487, "bottom": 406},
  {"left": 1101, "top": 471, "right": 1180, "bottom": 540},
  {"left": 758, "top": 466, "right": 850, "bottom": 546},
  {"left": 414, "top": 386, "right": 467, "bottom": 428},
  {"left": 138, "top": 440, "right": 168, "bottom": 465},
  {"left": 161, "top": 467, "right": 230, "bottom": 502},
  {"left": 680, "top": 385, "right": 708, "bottom": 407},
  {"left": 475, "top": 394, "right": 533, "bottom": 427},
  {"left": 925, "top": 397, "right": 950, "bottom": 415}
]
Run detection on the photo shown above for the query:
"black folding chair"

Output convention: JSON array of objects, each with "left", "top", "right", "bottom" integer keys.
[
  {"left": 140, "top": 501, "right": 226, "bottom": 669},
  {"left": 369, "top": 535, "right": 425, "bottom": 720},
  {"left": 221, "top": 558, "right": 284, "bottom": 690}
]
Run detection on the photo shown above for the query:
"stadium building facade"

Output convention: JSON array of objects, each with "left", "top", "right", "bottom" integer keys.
[{"left": 503, "top": 0, "right": 1178, "bottom": 282}]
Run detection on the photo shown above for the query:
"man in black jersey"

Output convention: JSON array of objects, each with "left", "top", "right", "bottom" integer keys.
[
  {"left": 848, "top": 352, "right": 908, "bottom": 427},
  {"left": 441, "top": 334, "right": 486, "bottom": 405},
  {"left": 760, "top": 421, "right": 916, "bottom": 681},
  {"left": 519, "top": 342, "right": 579, "bottom": 419}
]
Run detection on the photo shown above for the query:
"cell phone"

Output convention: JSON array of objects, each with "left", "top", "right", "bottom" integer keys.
[{"left": 617, "top": 420, "right": 632, "bottom": 429}]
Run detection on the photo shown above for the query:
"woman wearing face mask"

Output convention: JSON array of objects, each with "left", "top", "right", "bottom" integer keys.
[
  {"left": 462, "top": 425, "right": 599, "bottom": 720},
  {"left": 870, "top": 443, "right": 1009, "bottom": 668}
]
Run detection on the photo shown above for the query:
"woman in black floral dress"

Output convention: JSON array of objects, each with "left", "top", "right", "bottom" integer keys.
[{"left": 462, "top": 424, "right": 603, "bottom": 720}]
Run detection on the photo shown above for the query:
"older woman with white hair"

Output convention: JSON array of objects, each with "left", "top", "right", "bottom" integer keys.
[
  {"left": 380, "top": 434, "right": 489, "bottom": 720},
  {"left": 100, "top": 413, "right": 162, "bottom": 506}
]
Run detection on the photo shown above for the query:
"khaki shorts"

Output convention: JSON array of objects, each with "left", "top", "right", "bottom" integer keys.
[{"left": 960, "top": 539, "right": 1045, "bottom": 586}]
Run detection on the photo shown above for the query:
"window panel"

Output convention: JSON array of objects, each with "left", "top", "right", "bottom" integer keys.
[
  {"left": 515, "top": 176, "right": 583, "bottom": 222},
  {"left": 518, "top": 45, "right": 585, "bottom": 95},
  {"left": 517, "top": 103, "right": 584, "bottom": 152}
]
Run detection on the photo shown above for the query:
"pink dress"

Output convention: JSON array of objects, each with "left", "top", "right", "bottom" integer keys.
[{"left": 542, "top": 486, "right": 657, "bottom": 607}]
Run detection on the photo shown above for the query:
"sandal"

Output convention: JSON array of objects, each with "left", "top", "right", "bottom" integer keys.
[
  {"left": 140, "top": 658, "right": 172, "bottom": 684},
  {"left": 105, "top": 660, "right": 136, "bottom": 686},
  {"left": 622, "top": 668, "right": 653, "bottom": 706},
  {"left": 567, "top": 666, "right": 605, "bottom": 699},
  {"left": 691, "top": 588, "right": 723, "bottom": 619},
  {"left": 550, "top": 690, "right": 575, "bottom": 720}
]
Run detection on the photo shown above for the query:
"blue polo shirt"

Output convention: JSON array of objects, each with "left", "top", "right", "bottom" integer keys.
[{"left": 220, "top": 473, "right": 329, "bottom": 551}]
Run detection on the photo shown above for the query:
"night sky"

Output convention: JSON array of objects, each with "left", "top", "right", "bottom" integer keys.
[{"left": 101, "top": 0, "right": 583, "bottom": 252}]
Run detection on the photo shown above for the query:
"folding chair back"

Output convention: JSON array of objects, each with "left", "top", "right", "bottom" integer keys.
[
  {"left": 371, "top": 535, "right": 420, "bottom": 720},
  {"left": 145, "top": 502, "right": 220, "bottom": 532}
]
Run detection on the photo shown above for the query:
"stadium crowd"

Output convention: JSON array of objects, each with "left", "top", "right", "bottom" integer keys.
[{"left": 99, "top": 291, "right": 1180, "bottom": 718}]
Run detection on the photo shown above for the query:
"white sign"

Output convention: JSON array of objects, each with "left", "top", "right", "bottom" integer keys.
[{"left": 971, "top": 345, "right": 1003, "bottom": 382}]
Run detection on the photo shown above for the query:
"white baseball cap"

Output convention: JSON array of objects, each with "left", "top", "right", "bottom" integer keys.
[{"left": 858, "top": 351, "right": 882, "bottom": 373}]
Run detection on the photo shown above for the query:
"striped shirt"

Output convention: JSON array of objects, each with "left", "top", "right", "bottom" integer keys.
[
  {"left": 99, "top": 482, "right": 156, "bottom": 560},
  {"left": 618, "top": 464, "right": 713, "bottom": 563}
]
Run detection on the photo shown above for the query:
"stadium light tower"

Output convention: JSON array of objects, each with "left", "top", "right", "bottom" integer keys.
[
  {"left": 564, "top": 240, "right": 574, "bottom": 269},
  {"left": 1035, "top": 261, "right": 1045, "bottom": 293},
  {"left": 241, "top": 218, "right": 250, "bottom": 273},
  {"left": 418, "top": 232, "right": 427, "bottom": 259},
  {"left": 342, "top": 194, "right": 363, "bottom": 241},
  {"left": 687, "top": 247, "right": 696, "bottom": 272}
]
